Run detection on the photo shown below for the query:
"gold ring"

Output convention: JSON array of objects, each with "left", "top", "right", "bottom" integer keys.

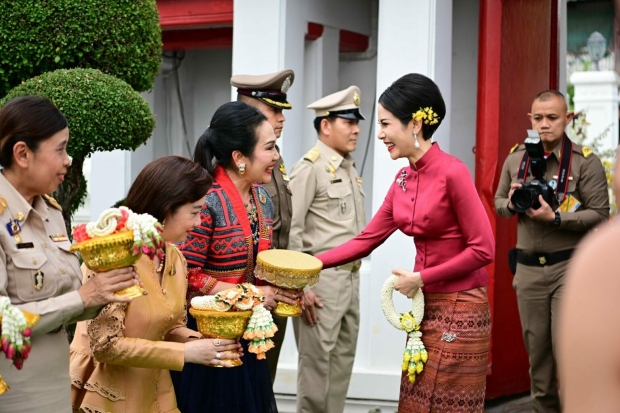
[{"left": 275, "top": 287, "right": 281, "bottom": 295}]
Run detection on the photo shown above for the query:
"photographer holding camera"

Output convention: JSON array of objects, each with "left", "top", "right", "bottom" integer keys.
[{"left": 494, "top": 90, "right": 609, "bottom": 412}]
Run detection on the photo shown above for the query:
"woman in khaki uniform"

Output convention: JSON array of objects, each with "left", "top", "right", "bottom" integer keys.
[
  {"left": 0, "top": 96, "right": 139, "bottom": 412},
  {"left": 70, "top": 156, "right": 240, "bottom": 413}
]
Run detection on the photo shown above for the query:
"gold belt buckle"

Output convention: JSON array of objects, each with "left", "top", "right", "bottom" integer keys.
[
  {"left": 352, "top": 260, "right": 361, "bottom": 273},
  {"left": 538, "top": 256, "right": 547, "bottom": 265}
]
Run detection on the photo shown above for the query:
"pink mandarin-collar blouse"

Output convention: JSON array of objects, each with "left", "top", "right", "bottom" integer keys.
[{"left": 316, "top": 143, "right": 495, "bottom": 293}]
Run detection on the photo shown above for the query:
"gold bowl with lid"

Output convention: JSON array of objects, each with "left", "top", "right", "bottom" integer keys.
[{"left": 254, "top": 249, "right": 322, "bottom": 317}]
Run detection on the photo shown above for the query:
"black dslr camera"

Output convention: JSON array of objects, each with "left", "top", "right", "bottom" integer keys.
[{"left": 510, "top": 131, "right": 556, "bottom": 213}]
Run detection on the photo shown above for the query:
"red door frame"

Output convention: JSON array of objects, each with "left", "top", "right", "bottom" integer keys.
[{"left": 476, "top": 0, "right": 560, "bottom": 399}]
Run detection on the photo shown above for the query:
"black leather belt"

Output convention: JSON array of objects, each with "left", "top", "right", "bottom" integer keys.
[{"left": 517, "top": 249, "right": 574, "bottom": 267}]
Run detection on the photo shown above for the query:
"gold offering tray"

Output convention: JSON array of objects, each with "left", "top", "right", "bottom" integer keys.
[
  {"left": 189, "top": 308, "right": 252, "bottom": 367},
  {"left": 255, "top": 249, "right": 322, "bottom": 290},
  {"left": 70, "top": 231, "right": 144, "bottom": 299},
  {"left": 255, "top": 250, "right": 322, "bottom": 317}
]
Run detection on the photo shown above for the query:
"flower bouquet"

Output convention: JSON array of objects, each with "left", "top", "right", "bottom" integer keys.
[
  {"left": 381, "top": 275, "right": 428, "bottom": 384},
  {"left": 71, "top": 207, "right": 165, "bottom": 299},
  {"left": 0, "top": 296, "right": 41, "bottom": 394},
  {"left": 190, "top": 283, "right": 278, "bottom": 366}
]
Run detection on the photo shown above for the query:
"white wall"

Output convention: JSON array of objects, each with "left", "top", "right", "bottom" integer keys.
[
  {"left": 340, "top": 58, "right": 378, "bottom": 222},
  {"left": 450, "top": 0, "right": 479, "bottom": 174}
]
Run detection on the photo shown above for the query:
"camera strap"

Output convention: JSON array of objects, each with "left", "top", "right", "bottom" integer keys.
[{"left": 517, "top": 135, "right": 573, "bottom": 203}]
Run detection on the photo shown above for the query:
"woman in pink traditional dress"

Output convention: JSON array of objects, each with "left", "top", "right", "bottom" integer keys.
[{"left": 316, "top": 74, "right": 495, "bottom": 413}]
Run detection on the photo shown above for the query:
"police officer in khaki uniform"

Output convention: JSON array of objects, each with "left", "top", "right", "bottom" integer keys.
[
  {"left": 0, "top": 96, "right": 137, "bottom": 412},
  {"left": 231, "top": 69, "right": 294, "bottom": 383},
  {"left": 289, "top": 86, "right": 366, "bottom": 413},
  {"left": 494, "top": 90, "right": 609, "bottom": 412}
]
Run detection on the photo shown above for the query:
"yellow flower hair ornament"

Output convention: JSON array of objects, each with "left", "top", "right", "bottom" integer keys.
[{"left": 412, "top": 107, "right": 440, "bottom": 126}]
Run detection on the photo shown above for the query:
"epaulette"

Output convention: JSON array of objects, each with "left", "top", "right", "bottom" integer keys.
[
  {"left": 43, "top": 194, "right": 62, "bottom": 211},
  {"left": 303, "top": 147, "right": 320, "bottom": 163},
  {"left": 581, "top": 146, "right": 593, "bottom": 158},
  {"left": 0, "top": 196, "right": 6, "bottom": 215},
  {"left": 509, "top": 143, "right": 520, "bottom": 154}
]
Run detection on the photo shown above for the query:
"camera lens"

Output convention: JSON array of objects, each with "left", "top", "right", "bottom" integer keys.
[{"left": 510, "top": 189, "right": 533, "bottom": 213}]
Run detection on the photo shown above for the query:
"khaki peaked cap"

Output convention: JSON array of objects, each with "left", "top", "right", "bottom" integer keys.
[
  {"left": 231, "top": 69, "right": 295, "bottom": 109},
  {"left": 307, "top": 85, "right": 365, "bottom": 120}
]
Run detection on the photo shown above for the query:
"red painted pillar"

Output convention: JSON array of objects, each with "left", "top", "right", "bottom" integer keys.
[{"left": 476, "top": 0, "right": 561, "bottom": 399}]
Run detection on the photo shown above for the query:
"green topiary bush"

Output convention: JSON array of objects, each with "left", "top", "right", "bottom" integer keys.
[
  {"left": 0, "top": 0, "right": 162, "bottom": 97},
  {"left": 1, "top": 68, "right": 156, "bottom": 234}
]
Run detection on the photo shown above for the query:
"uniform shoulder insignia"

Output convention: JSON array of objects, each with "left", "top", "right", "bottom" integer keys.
[
  {"left": 43, "top": 194, "right": 62, "bottom": 211},
  {"left": 0, "top": 196, "right": 6, "bottom": 215},
  {"left": 581, "top": 146, "right": 593, "bottom": 158},
  {"left": 303, "top": 147, "right": 320, "bottom": 163},
  {"left": 510, "top": 143, "right": 520, "bottom": 154}
]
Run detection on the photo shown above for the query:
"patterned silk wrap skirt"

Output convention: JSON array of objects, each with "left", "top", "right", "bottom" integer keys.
[{"left": 398, "top": 287, "right": 491, "bottom": 413}]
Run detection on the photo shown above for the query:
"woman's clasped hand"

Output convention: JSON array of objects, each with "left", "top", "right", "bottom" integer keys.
[
  {"left": 77, "top": 267, "right": 141, "bottom": 308},
  {"left": 184, "top": 339, "right": 244, "bottom": 367},
  {"left": 258, "top": 285, "right": 302, "bottom": 311},
  {"left": 392, "top": 269, "right": 424, "bottom": 299}
]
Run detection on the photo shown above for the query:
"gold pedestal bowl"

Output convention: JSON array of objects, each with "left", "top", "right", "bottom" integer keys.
[
  {"left": 255, "top": 250, "right": 322, "bottom": 317},
  {"left": 70, "top": 231, "right": 144, "bottom": 299},
  {"left": 189, "top": 308, "right": 253, "bottom": 367}
]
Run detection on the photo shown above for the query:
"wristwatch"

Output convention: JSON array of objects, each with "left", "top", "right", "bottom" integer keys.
[{"left": 552, "top": 211, "right": 561, "bottom": 228}]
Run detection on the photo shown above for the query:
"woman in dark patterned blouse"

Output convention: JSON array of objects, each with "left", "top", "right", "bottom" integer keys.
[{"left": 172, "top": 102, "right": 299, "bottom": 413}]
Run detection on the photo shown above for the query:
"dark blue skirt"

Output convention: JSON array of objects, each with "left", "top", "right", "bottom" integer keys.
[{"left": 171, "top": 314, "right": 279, "bottom": 413}]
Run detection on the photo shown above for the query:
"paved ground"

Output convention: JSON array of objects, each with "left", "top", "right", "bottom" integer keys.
[{"left": 484, "top": 392, "right": 532, "bottom": 413}]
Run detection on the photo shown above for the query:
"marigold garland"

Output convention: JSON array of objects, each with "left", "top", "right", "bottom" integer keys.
[
  {"left": 380, "top": 275, "right": 428, "bottom": 384},
  {"left": 412, "top": 106, "right": 440, "bottom": 126},
  {"left": 190, "top": 283, "right": 277, "bottom": 360}
]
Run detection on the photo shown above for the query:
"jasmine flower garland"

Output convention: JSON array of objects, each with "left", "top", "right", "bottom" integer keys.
[
  {"left": 73, "top": 206, "right": 165, "bottom": 260},
  {"left": 0, "top": 296, "right": 32, "bottom": 370},
  {"left": 381, "top": 275, "right": 428, "bottom": 384}
]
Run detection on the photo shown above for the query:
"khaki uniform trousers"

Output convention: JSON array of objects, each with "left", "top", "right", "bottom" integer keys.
[
  {"left": 513, "top": 259, "right": 568, "bottom": 413},
  {"left": 294, "top": 266, "right": 360, "bottom": 413}
]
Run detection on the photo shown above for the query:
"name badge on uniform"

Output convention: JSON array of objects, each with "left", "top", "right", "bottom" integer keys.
[
  {"left": 49, "top": 234, "right": 69, "bottom": 242},
  {"left": 558, "top": 195, "right": 581, "bottom": 213},
  {"left": 330, "top": 179, "right": 342, "bottom": 184},
  {"left": 34, "top": 271, "right": 44, "bottom": 291}
]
